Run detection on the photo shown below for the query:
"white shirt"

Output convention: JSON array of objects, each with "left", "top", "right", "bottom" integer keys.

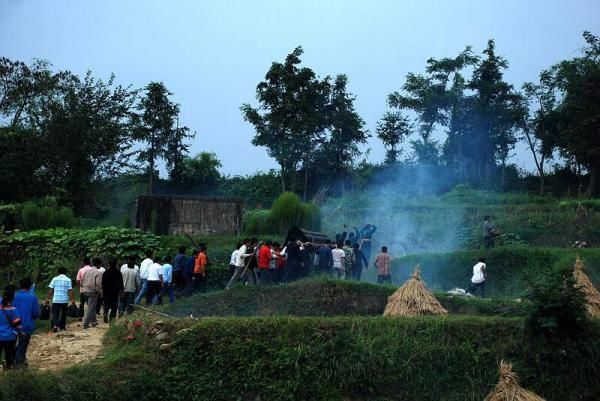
[
  {"left": 120, "top": 263, "right": 139, "bottom": 273},
  {"left": 471, "top": 262, "right": 486, "bottom": 284},
  {"left": 230, "top": 250, "right": 240, "bottom": 265},
  {"left": 236, "top": 245, "right": 248, "bottom": 267},
  {"left": 139, "top": 258, "right": 153, "bottom": 279},
  {"left": 147, "top": 262, "right": 163, "bottom": 281},
  {"left": 332, "top": 248, "right": 345, "bottom": 269}
]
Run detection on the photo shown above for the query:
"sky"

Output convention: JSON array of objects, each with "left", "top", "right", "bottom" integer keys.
[{"left": 1, "top": 0, "right": 599, "bottom": 176}]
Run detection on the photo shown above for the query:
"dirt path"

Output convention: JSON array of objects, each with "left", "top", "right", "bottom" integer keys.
[{"left": 27, "top": 321, "right": 108, "bottom": 371}]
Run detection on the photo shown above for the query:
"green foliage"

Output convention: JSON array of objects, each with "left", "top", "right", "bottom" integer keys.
[
  {"left": 216, "top": 170, "right": 282, "bottom": 208},
  {"left": 525, "top": 257, "right": 588, "bottom": 338},
  {"left": 392, "top": 247, "right": 600, "bottom": 297},
  {"left": 270, "top": 192, "right": 321, "bottom": 233},
  {"left": 0, "top": 228, "right": 162, "bottom": 282},
  {"left": 243, "top": 209, "right": 276, "bottom": 235},
  {"left": 21, "top": 203, "right": 75, "bottom": 230}
]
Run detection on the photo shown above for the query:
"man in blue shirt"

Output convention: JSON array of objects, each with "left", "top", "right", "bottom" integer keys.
[
  {"left": 172, "top": 246, "right": 187, "bottom": 292},
  {"left": 161, "top": 256, "right": 174, "bottom": 304},
  {"left": 13, "top": 277, "right": 39, "bottom": 368},
  {"left": 46, "top": 267, "right": 76, "bottom": 332}
]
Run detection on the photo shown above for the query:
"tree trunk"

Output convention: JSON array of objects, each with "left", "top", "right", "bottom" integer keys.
[
  {"left": 149, "top": 157, "right": 154, "bottom": 195},
  {"left": 303, "top": 166, "right": 308, "bottom": 201},
  {"left": 279, "top": 166, "right": 286, "bottom": 192}
]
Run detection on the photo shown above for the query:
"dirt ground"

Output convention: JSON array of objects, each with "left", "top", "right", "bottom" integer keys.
[{"left": 27, "top": 320, "right": 108, "bottom": 371}]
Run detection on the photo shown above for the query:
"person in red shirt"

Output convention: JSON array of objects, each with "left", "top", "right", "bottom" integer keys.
[
  {"left": 257, "top": 240, "right": 273, "bottom": 284},
  {"left": 193, "top": 244, "right": 208, "bottom": 293}
]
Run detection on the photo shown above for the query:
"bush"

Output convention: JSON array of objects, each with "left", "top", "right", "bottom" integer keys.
[
  {"left": 270, "top": 192, "right": 321, "bottom": 234},
  {"left": 22, "top": 203, "right": 75, "bottom": 230},
  {"left": 244, "top": 209, "right": 276, "bottom": 235}
]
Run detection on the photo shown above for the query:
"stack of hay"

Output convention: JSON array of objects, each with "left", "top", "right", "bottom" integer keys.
[
  {"left": 383, "top": 266, "right": 448, "bottom": 316},
  {"left": 573, "top": 256, "right": 600, "bottom": 317},
  {"left": 484, "top": 360, "right": 545, "bottom": 401}
]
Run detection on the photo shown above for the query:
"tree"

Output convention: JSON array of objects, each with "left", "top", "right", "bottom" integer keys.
[
  {"left": 468, "top": 40, "right": 525, "bottom": 188},
  {"left": 166, "top": 118, "right": 193, "bottom": 186},
  {"left": 522, "top": 71, "right": 560, "bottom": 195},
  {"left": 134, "top": 82, "right": 189, "bottom": 194},
  {"left": 376, "top": 111, "right": 411, "bottom": 164},
  {"left": 319, "top": 74, "right": 368, "bottom": 193},
  {"left": 181, "top": 152, "right": 222, "bottom": 192},
  {"left": 551, "top": 32, "right": 600, "bottom": 196},
  {"left": 241, "top": 46, "right": 329, "bottom": 193}
]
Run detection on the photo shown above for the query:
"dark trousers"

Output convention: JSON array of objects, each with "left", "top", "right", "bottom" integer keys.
[
  {"left": 15, "top": 334, "right": 30, "bottom": 368},
  {"left": 103, "top": 294, "right": 119, "bottom": 321},
  {"left": 78, "top": 293, "right": 86, "bottom": 318},
  {"left": 172, "top": 270, "right": 185, "bottom": 291},
  {"left": 469, "top": 281, "right": 486, "bottom": 297},
  {"left": 283, "top": 260, "right": 301, "bottom": 282},
  {"left": 96, "top": 295, "right": 103, "bottom": 314},
  {"left": 0, "top": 339, "right": 17, "bottom": 369},
  {"left": 377, "top": 275, "right": 392, "bottom": 284},
  {"left": 52, "top": 303, "right": 68, "bottom": 330},
  {"left": 193, "top": 273, "right": 207, "bottom": 293},
  {"left": 162, "top": 284, "right": 175, "bottom": 304},
  {"left": 483, "top": 236, "right": 495, "bottom": 249},
  {"left": 352, "top": 264, "right": 363, "bottom": 281},
  {"left": 146, "top": 281, "right": 162, "bottom": 305},
  {"left": 118, "top": 292, "right": 136, "bottom": 316}
]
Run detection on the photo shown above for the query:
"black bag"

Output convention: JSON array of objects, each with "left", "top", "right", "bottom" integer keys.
[
  {"left": 40, "top": 303, "right": 51, "bottom": 320},
  {"left": 67, "top": 303, "right": 79, "bottom": 318}
]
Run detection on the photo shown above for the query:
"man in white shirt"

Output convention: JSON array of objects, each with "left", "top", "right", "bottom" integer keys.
[
  {"left": 145, "top": 260, "right": 164, "bottom": 305},
  {"left": 226, "top": 238, "right": 249, "bottom": 289},
  {"left": 331, "top": 242, "right": 346, "bottom": 279},
  {"left": 135, "top": 250, "right": 154, "bottom": 304},
  {"left": 469, "top": 258, "right": 487, "bottom": 297}
]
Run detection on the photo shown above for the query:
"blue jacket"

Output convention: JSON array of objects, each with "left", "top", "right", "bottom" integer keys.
[
  {"left": 13, "top": 290, "right": 40, "bottom": 335},
  {"left": 184, "top": 256, "right": 195, "bottom": 279},
  {"left": 0, "top": 305, "right": 22, "bottom": 341}
]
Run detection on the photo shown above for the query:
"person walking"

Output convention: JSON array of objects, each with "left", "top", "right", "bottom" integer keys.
[
  {"left": 46, "top": 267, "right": 76, "bottom": 332},
  {"left": 82, "top": 258, "right": 103, "bottom": 329},
  {"left": 194, "top": 245, "right": 208, "bottom": 293},
  {"left": 101, "top": 258, "right": 123, "bottom": 323},
  {"left": 315, "top": 240, "right": 333, "bottom": 275},
  {"left": 119, "top": 256, "right": 141, "bottom": 317},
  {"left": 75, "top": 257, "right": 92, "bottom": 320},
  {"left": 135, "top": 250, "right": 154, "bottom": 304},
  {"left": 351, "top": 243, "right": 369, "bottom": 281},
  {"left": 483, "top": 216, "right": 499, "bottom": 249},
  {"left": 343, "top": 240, "right": 356, "bottom": 279},
  {"left": 171, "top": 247, "right": 187, "bottom": 292},
  {"left": 374, "top": 246, "right": 392, "bottom": 284},
  {"left": 468, "top": 258, "right": 487, "bottom": 297},
  {"left": 226, "top": 238, "right": 250, "bottom": 289},
  {"left": 331, "top": 242, "right": 346, "bottom": 279},
  {"left": 0, "top": 286, "right": 22, "bottom": 370},
  {"left": 229, "top": 243, "right": 241, "bottom": 279},
  {"left": 257, "top": 240, "right": 273, "bottom": 284},
  {"left": 146, "top": 259, "right": 163, "bottom": 305},
  {"left": 179, "top": 249, "right": 198, "bottom": 296},
  {"left": 161, "top": 256, "right": 175, "bottom": 303},
  {"left": 13, "top": 278, "right": 39, "bottom": 368}
]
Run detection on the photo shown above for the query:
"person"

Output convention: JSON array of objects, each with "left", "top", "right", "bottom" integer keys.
[
  {"left": 226, "top": 238, "right": 250, "bottom": 289},
  {"left": 119, "top": 256, "right": 141, "bottom": 316},
  {"left": 120, "top": 258, "right": 139, "bottom": 273},
  {"left": 331, "top": 242, "right": 346, "bottom": 279},
  {"left": 315, "top": 240, "right": 333, "bottom": 275},
  {"left": 171, "top": 246, "right": 187, "bottom": 292},
  {"left": 76, "top": 257, "right": 92, "bottom": 320},
  {"left": 469, "top": 258, "right": 487, "bottom": 297},
  {"left": 272, "top": 242, "right": 286, "bottom": 283},
  {"left": 343, "top": 240, "right": 356, "bottom": 279},
  {"left": 135, "top": 250, "right": 154, "bottom": 304},
  {"left": 359, "top": 224, "right": 377, "bottom": 261},
  {"left": 96, "top": 262, "right": 106, "bottom": 316},
  {"left": 374, "top": 246, "right": 391, "bottom": 284},
  {"left": 46, "top": 267, "right": 76, "bottom": 332},
  {"left": 162, "top": 256, "right": 175, "bottom": 303},
  {"left": 0, "top": 286, "right": 22, "bottom": 370},
  {"left": 101, "top": 258, "right": 123, "bottom": 323},
  {"left": 180, "top": 249, "right": 198, "bottom": 296},
  {"left": 257, "top": 240, "right": 273, "bottom": 284},
  {"left": 241, "top": 238, "right": 259, "bottom": 285},
  {"left": 146, "top": 258, "right": 163, "bottom": 305},
  {"left": 82, "top": 258, "right": 103, "bottom": 329},
  {"left": 483, "top": 216, "right": 498, "bottom": 249},
  {"left": 345, "top": 225, "right": 361, "bottom": 246},
  {"left": 351, "top": 243, "right": 369, "bottom": 281},
  {"left": 282, "top": 240, "right": 302, "bottom": 282},
  {"left": 13, "top": 277, "right": 40, "bottom": 368},
  {"left": 194, "top": 245, "right": 208, "bottom": 293},
  {"left": 229, "top": 243, "right": 241, "bottom": 278}
]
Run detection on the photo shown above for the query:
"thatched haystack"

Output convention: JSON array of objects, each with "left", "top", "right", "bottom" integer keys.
[
  {"left": 383, "top": 266, "right": 448, "bottom": 316},
  {"left": 573, "top": 256, "right": 600, "bottom": 317},
  {"left": 484, "top": 360, "right": 545, "bottom": 401}
]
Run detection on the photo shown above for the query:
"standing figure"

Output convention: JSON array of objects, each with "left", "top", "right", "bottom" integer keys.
[
  {"left": 468, "top": 258, "right": 487, "bottom": 297},
  {"left": 101, "top": 258, "right": 123, "bottom": 323},
  {"left": 13, "top": 278, "right": 38, "bottom": 368},
  {"left": 351, "top": 243, "right": 368, "bottom": 281},
  {"left": 315, "top": 240, "right": 333, "bottom": 275},
  {"left": 374, "top": 246, "right": 391, "bottom": 284},
  {"left": 46, "top": 267, "right": 76, "bottom": 332},
  {"left": 119, "top": 256, "right": 140, "bottom": 316},
  {"left": 331, "top": 242, "right": 346, "bottom": 279},
  {"left": 82, "top": 258, "right": 103, "bottom": 329},
  {"left": 483, "top": 216, "right": 499, "bottom": 249},
  {"left": 161, "top": 256, "right": 175, "bottom": 303},
  {"left": 194, "top": 245, "right": 208, "bottom": 293},
  {"left": 0, "top": 286, "right": 21, "bottom": 370},
  {"left": 135, "top": 250, "right": 154, "bottom": 304},
  {"left": 75, "top": 257, "right": 92, "bottom": 320},
  {"left": 171, "top": 247, "right": 187, "bottom": 292},
  {"left": 359, "top": 224, "right": 377, "bottom": 261}
]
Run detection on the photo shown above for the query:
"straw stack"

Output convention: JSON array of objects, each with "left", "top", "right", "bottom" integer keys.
[
  {"left": 484, "top": 361, "right": 545, "bottom": 401},
  {"left": 383, "top": 266, "right": 448, "bottom": 317},
  {"left": 573, "top": 256, "right": 600, "bottom": 317}
]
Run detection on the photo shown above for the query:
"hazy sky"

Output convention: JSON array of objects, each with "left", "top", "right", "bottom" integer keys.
[{"left": 2, "top": 0, "right": 599, "bottom": 175}]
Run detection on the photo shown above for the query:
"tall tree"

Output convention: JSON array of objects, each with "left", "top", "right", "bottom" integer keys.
[
  {"left": 468, "top": 40, "right": 525, "bottom": 187},
  {"left": 181, "top": 151, "right": 222, "bottom": 192},
  {"left": 165, "top": 117, "right": 193, "bottom": 186},
  {"left": 241, "top": 46, "right": 329, "bottom": 193},
  {"left": 376, "top": 111, "right": 411, "bottom": 164},
  {"left": 134, "top": 82, "right": 188, "bottom": 194},
  {"left": 551, "top": 32, "right": 600, "bottom": 196}
]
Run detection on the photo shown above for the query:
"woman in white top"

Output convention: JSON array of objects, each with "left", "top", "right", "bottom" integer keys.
[{"left": 468, "top": 257, "right": 486, "bottom": 297}]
